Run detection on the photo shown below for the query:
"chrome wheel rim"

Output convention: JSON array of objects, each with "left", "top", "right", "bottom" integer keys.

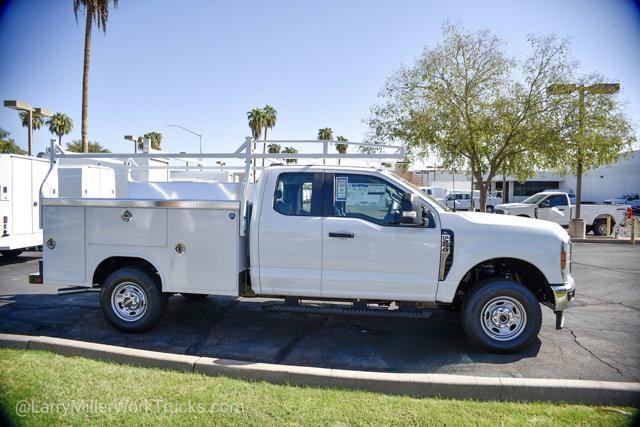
[
  {"left": 480, "top": 296, "right": 527, "bottom": 341},
  {"left": 111, "top": 282, "right": 148, "bottom": 322},
  {"left": 598, "top": 223, "right": 607, "bottom": 235}
]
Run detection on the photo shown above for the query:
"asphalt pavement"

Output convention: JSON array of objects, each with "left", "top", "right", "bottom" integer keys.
[{"left": 0, "top": 243, "right": 638, "bottom": 382}]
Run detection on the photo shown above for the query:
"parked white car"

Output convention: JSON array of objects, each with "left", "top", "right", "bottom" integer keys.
[
  {"left": 31, "top": 139, "right": 576, "bottom": 353},
  {"left": 494, "top": 191, "right": 633, "bottom": 235},
  {"left": 444, "top": 191, "right": 502, "bottom": 212},
  {"left": 604, "top": 193, "right": 640, "bottom": 211}
]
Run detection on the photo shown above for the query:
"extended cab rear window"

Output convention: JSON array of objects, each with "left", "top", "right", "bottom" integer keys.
[{"left": 273, "top": 172, "right": 321, "bottom": 216}]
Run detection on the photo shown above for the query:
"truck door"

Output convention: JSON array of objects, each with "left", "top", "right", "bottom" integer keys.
[
  {"left": 537, "top": 194, "right": 570, "bottom": 226},
  {"left": 322, "top": 173, "right": 440, "bottom": 301},
  {"left": 257, "top": 172, "right": 324, "bottom": 296}
]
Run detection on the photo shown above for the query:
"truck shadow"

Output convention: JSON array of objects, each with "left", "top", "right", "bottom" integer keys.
[
  {"left": 0, "top": 292, "right": 541, "bottom": 374},
  {"left": 0, "top": 255, "right": 41, "bottom": 267}
]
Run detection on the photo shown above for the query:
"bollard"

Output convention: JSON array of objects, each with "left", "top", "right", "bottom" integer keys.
[
  {"left": 632, "top": 218, "right": 636, "bottom": 245},
  {"left": 606, "top": 216, "right": 611, "bottom": 238}
]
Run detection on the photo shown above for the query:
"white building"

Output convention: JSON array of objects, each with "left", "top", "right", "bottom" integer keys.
[{"left": 411, "top": 150, "right": 639, "bottom": 203}]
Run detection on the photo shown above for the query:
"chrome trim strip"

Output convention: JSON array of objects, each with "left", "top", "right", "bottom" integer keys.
[{"left": 42, "top": 198, "right": 240, "bottom": 210}]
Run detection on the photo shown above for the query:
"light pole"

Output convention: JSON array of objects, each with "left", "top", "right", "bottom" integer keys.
[
  {"left": 124, "top": 135, "right": 140, "bottom": 153},
  {"left": 4, "top": 100, "right": 52, "bottom": 156},
  {"left": 166, "top": 124, "right": 202, "bottom": 154},
  {"left": 547, "top": 82, "right": 620, "bottom": 238}
]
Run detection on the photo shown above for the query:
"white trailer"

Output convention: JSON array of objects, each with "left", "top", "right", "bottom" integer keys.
[
  {"left": 31, "top": 138, "right": 576, "bottom": 353},
  {"left": 0, "top": 154, "right": 58, "bottom": 258}
]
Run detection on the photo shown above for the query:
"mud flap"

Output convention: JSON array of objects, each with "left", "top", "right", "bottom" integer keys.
[{"left": 555, "top": 311, "right": 565, "bottom": 330}]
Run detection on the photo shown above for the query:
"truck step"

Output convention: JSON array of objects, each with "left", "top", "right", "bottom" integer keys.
[{"left": 262, "top": 303, "right": 433, "bottom": 319}]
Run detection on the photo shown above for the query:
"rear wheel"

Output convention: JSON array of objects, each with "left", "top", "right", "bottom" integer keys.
[
  {"left": 100, "top": 267, "right": 168, "bottom": 332},
  {"left": 593, "top": 218, "right": 613, "bottom": 236},
  {"left": 0, "top": 249, "right": 24, "bottom": 258},
  {"left": 461, "top": 279, "right": 542, "bottom": 353}
]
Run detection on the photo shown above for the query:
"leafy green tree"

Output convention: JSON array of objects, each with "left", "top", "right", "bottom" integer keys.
[
  {"left": 19, "top": 111, "right": 44, "bottom": 130},
  {"left": 0, "top": 127, "right": 26, "bottom": 154},
  {"left": 47, "top": 113, "right": 74, "bottom": 145},
  {"left": 335, "top": 135, "right": 348, "bottom": 165},
  {"left": 73, "top": 0, "right": 119, "bottom": 152},
  {"left": 143, "top": 131, "right": 163, "bottom": 150},
  {"left": 282, "top": 146, "right": 298, "bottom": 164},
  {"left": 267, "top": 143, "right": 281, "bottom": 153},
  {"left": 367, "top": 23, "right": 579, "bottom": 211},
  {"left": 66, "top": 140, "right": 110, "bottom": 153}
]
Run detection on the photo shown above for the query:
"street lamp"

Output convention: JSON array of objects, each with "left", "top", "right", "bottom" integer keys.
[
  {"left": 4, "top": 100, "right": 52, "bottom": 156},
  {"left": 124, "top": 135, "right": 140, "bottom": 153},
  {"left": 547, "top": 82, "right": 620, "bottom": 238},
  {"left": 166, "top": 124, "right": 202, "bottom": 154}
]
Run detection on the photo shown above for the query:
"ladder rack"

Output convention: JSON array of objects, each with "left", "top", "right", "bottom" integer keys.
[{"left": 42, "top": 137, "right": 405, "bottom": 236}]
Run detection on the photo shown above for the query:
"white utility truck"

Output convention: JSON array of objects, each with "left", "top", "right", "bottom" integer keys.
[
  {"left": 0, "top": 154, "right": 58, "bottom": 258},
  {"left": 30, "top": 138, "right": 576, "bottom": 353},
  {"left": 494, "top": 191, "right": 632, "bottom": 236}
]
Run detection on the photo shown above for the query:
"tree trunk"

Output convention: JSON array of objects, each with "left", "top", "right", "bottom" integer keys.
[
  {"left": 478, "top": 181, "right": 488, "bottom": 213},
  {"left": 81, "top": 6, "right": 92, "bottom": 153}
]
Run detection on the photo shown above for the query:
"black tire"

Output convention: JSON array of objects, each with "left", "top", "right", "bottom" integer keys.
[
  {"left": 592, "top": 218, "right": 613, "bottom": 236},
  {"left": 181, "top": 293, "right": 208, "bottom": 300},
  {"left": 0, "top": 249, "right": 24, "bottom": 258},
  {"left": 486, "top": 205, "right": 494, "bottom": 213},
  {"left": 100, "top": 267, "right": 168, "bottom": 333},
  {"left": 461, "top": 279, "right": 542, "bottom": 353}
]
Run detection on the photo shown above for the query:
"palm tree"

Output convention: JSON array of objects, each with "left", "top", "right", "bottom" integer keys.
[
  {"left": 261, "top": 105, "right": 277, "bottom": 168},
  {"left": 336, "top": 135, "right": 348, "bottom": 165},
  {"left": 143, "top": 131, "right": 162, "bottom": 150},
  {"left": 47, "top": 113, "right": 74, "bottom": 145},
  {"left": 247, "top": 108, "right": 265, "bottom": 180},
  {"left": 267, "top": 143, "right": 281, "bottom": 153},
  {"left": 317, "top": 127, "right": 333, "bottom": 141},
  {"left": 66, "top": 140, "right": 110, "bottom": 153},
  {"left": 317, "top": 127, "right": 333, "bottom": 165},
  {"left": 19, "top": 111, "right": 44, "bottom": 130},
  {"left": 282, "top": 147, "right": 298, "bottom": 164},
  {"left": 73, "top": 0, "right": 119, "bottom": 153},
  {"left": 247, "top": 108, "right": 265, "bottom": 140}
]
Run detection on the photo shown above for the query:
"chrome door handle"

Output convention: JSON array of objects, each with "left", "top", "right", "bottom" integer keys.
[{"left": 328, "top": 232, "right": 354, "bottom": 238}]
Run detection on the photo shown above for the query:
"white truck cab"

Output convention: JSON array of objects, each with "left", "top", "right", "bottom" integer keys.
[
  {"left": 31, "top": 139, "right": 576, "bottom": 353},
  {"left": 494, "top": 191, "right": 632, "bottom": 236}
]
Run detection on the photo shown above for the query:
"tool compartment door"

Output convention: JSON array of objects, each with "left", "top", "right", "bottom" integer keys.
[
  {"left": 43, "top": 206, "right": 85, "bottom": 284},
  {"left": 168, "top": 208, "right": 239, "bottom": 295}
]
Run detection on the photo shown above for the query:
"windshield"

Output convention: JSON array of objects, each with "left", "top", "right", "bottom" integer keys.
[
  {"left": 522, "top": 193, "right": 547, "bottom": 204},
  {"left": 387, "top": 173, "right": 450, "bottom": 211},
  {"left": 616, "top": 194, "right": 630, "bottom": 199}
]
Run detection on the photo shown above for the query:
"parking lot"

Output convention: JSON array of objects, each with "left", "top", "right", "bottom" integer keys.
[{"left": 0, "top": 242, "right": 638, "bottom": 382}]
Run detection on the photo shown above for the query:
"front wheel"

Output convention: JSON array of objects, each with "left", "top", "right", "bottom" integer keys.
[
  {"left": 593, "top": 218, "right": 613, "bottom": 236},
  {"left": 461, "top": 279, "right": 542, "bottom": 353},
  {"left": 485, "top": 205, "right": 494, "bottom": 213},
  {"left": 100, "top": 267, "right": 168, "bottom": 333}
]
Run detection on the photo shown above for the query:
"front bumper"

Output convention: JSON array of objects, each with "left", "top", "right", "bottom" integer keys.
[{"left": 551, "top": 274, "right": 576, "bottom": 311}]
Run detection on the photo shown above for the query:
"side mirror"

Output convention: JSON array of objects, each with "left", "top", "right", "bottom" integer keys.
[
  {"left": 401, "top": 193, "right": 423, "bottom": 225},
  {"left": 539, "top": 200, "right": 550, "bottom": 208}
]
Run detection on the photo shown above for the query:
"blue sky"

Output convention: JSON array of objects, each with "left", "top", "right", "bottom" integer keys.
[{"left": 0, "top": 0, "right": 639, "bottom": 156}]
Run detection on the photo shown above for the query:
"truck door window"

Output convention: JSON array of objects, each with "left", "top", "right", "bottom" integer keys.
[
  {"left": 547, "top": 195, "right": 568, "bottom": 207},
  {"left": 331, "top": 174, "right": 405, "bottom": 225},
  {"left": 273, "top": 173, "right": 321, "bottom": 216}
]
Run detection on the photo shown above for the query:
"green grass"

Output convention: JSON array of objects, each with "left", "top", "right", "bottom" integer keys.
[{"left": 0, "top": 348, "right": 635, "bottom": 426}]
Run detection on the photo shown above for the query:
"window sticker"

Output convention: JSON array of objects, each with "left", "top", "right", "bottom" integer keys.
[
  {"left": 346, "top": 183, "right": 386, "bottom": 207},
  {"left": 335, "top": 176, "right": 348, "bottom": 201}
]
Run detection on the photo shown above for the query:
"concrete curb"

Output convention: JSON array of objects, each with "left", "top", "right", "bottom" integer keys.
[
  {"left": 572, "top": 238, "right": 635, "bottom": 245},
  {"left": 1, "top": 333, "right": 639, "bottom": 407}
]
